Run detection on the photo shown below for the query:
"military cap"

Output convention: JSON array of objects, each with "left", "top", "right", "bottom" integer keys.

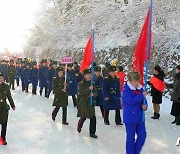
[
  {"left": 94, "top": 66, "right": 101, "bottom": 72},
  {"left": 42, "top": 59, "right": 47, "bottom": 63},
  {"left": 108, "top": 65, "right": 117, "bottom": 72},
  {"left": 52, "top": 61, "right": 58, "bottom": 65},
  {"left": 56, "top": 67, "right": 64, "bottom": 72},
  {"left": 83, "top": 69, "right": 91, "bottom": 75}
]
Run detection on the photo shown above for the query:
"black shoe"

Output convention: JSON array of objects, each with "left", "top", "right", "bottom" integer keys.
[
  {"left": 40, "top": 93, "right": 42, "bottom": 96},
  {"left": 12, "top": 88, "right": 15, "bottom": 90},
  {"left": 90, "top": 134, "right": 98, "bottom": 139},
  {"left": 62, "top": 122, "right": 68, "bottom": 125},
  {"left": 77, "top": 127, "right": 81, "bottom": 133},
  {"left": 151, "top": 113, "right": 159, "bottom": 119},
  {"left": 3, "top": 141, "right": 7, "bottom": 145},
  {"left": 52, "top": 115, "right": 55, "bottom": 121},
  {"left": 104, "top": 121, "right": 110, "bottom": 125},
  {"left": 116, "top": 122, "right": 123, "bottom": 126},
  {"left": 176, "top": 117, "right": 180, "bottom": 125},
  {"left": 172, "top": 117, "right": 177, "bottom": 124}
]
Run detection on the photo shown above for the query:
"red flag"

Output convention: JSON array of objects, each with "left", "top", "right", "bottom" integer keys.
[
  {"left": 150, "top": 76, "right": 166, "bottom": 92},
  {"left": 80, "top": 35, "right": 93, "bottom": 72},
  {"left": 132, "top": 9, "right": 152, "bottom": 85}
]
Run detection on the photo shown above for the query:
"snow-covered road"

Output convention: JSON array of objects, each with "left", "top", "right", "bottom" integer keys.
[{"left": 0, "top": 86, "right": 179, "bottom": 154}]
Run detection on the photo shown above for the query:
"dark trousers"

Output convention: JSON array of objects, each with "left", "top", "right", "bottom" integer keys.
[
  {"left": 25, "top": 84, "right": 29, "bottom": 93},
  {"left": 9, "top": 79, "right": 15, "bottom": 90},
  {"left": 1, "top": 122, "right": 7, "bottom": 141},
  {"left": 78, "top": 116, "right": 96, "bottom": 135},
  {"left": 72, "top": 95, "right": 77, "bottom": 107},
  {"left": 32, "top": 86, "right": 37, "bottom": 95},
  {"left": 40, "top": 86, "right": 48, "bottom": 97},
  {"left": 100, "top": 106, "right": 104, "bottom": 117},
  {"left": 52, "top": 106, "right": 67, "bottom": 122},
  {"left": 22, "top": 82, "right": 25, "bottom": 91},
  {"left": 46, "top": 90, "right": 52, "bottom": 98},
  {"left": 104, "top": 110, "right": 122, "bottom": 124},
  {"left": 16, "top": 78, "right": 19, "bottom": 86}
]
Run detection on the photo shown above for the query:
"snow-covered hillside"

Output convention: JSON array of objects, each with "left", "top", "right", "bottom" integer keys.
[{"left": 24, "top": 0, "right": 180, "bottom": 73}]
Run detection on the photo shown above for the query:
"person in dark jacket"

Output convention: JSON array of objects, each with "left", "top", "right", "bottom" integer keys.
[
  {"left": 15, "top": 62, "right": 21, "bottom": 86},
  {"left": 0, "top": 73, "right": 15, "bottom": 145},
  {"left": 52, "top": 67, "right": 68, "bottom": 125},
  {"left": 148, "top": 65, "right": 165, "bottom": 119},
  {"left": 94, "top": 66, "right": 104, "bottom": 117},
  {"left": 7, "top": 60, "right": 16, "bottom": 90},
  {"left": 102, "top": 65, "right": 123, "bottom": 125},
  {"left": 122, "top": 71, "right": 148, "bottom": 154},
  {"left": 67, "top": 64, "right": 78, "bottom": 107},
  {"left": 38, "top": 59, "right": 48, "bottom": 97},
  {"left": 28, "top": 61, "right": 38, "bottom": 95},
  {"left": 169, "top": 65, "right": 180, "bottom": 125},
  {"left": 77, "top": 69, "right": 98, "bottom": 139}
]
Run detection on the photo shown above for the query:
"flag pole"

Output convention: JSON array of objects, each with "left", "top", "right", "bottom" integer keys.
[
  {"left": 90, "top": 25, "right": 95, "bottom": 106},
  {"left": 142, "top": 0, "right": 153, "bottom": 122}
]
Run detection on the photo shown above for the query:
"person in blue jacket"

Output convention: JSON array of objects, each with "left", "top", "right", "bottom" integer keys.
[
  {"left": 46, "top": 61, "right": 57, "bottom": 98},
  {"left": 94, "top": 66, "right": 104, "bottom": 117},
  {"left": 38, "top": 59, "right": 48, "bottom": 97},
  {"left": 18, "top": 61, "right": 26, "bottom": 91},
  {"left": 102, "top": 65, "right": 123, "bottom": 125},
  {"left": 28, "top": 61, "right": 38, "bottom": 95},
  {"left": 21, "top": 63, "right": 30, "bottom": 93},
  {"left": 15, "top": 62, "right": 21, "bottom": 87},
  {"left": 67, "top": 64, "right": 78, "bottom": 107},
  {"left": 122, "top": 71, "right": 148, "bottom": 154}
]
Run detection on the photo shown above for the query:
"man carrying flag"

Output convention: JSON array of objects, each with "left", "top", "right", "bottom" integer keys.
[{"left": 77, "top": 33, "right": 98, "bottom": 138}]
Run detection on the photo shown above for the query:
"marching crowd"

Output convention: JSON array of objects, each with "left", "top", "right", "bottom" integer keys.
[{"left": 0, "top": 58, "right": 179, "bottom": 154}]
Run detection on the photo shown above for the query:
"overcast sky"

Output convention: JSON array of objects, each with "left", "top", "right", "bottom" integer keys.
[{"left": 0, "top": 0, "right": 42, "bottom": 53}]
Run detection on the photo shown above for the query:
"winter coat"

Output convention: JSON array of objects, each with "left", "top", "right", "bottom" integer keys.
[
  {"left": 28, "top": 68, "right": 38, "bottom": 86},
  {"left": 171, "top": 73, "right": 180, "bottom": 103},
  {"left": 94, "top": 75, "right": 104, "bottom": 107},
  {"left": 7, "top": 65, "right": 16, "bottom": 82},
  {"left": 102, "top": 75, "right": 121, "bottom": 110},
  {"left": 66, "top": 70, "right": 78, "bottom": 96},
  {"left": 52, "top": 76, "right": 68, "bottom": 107},
  {"left": 77, "top": 80, "right": 97, "bottom": 119},
  {"left": 149, "top": 71, "right": 165, "bottom": 104},
  {"left": 38, "top": 66, "right": 48, "bottom": 88},
  {"left": 0, "top": 82, "right": 15, "bottom": 124},
  {"left": 46, "top": 68, "right": 57, "bottom": 91},
  {"left": 122, "top": 82, "right": 147, "bottom": 124}
]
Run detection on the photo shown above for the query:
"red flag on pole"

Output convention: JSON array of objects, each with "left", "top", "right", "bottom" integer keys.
[
  {"left": 149, "top": 76, "right": 166, "bottom": 92},
  {"left": 80, "top": 35, "right": 93, "bottom": 72},
  {"left": 132, "top": 9, "right": 152, "bottom": 85}
]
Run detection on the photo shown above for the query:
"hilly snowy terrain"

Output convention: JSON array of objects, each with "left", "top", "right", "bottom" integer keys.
[{"left": 23, "top": 0, "right": 180, "bottom": 74}]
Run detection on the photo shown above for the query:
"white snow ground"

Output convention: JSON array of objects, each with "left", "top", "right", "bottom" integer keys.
[{"left": 0, "top": 85, "right": 180, "bottom": 154}]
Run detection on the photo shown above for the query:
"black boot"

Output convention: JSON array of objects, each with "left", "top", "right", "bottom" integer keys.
[
  {"left": 172, "top": 117, "right": 178, "bottom": 124},
  {"left": 77, "top": 127, "right": 81, "bottom": 133},
  {"left": 151, "top": 113, "right": 159, "bottom": 119},
  {"left": 90, "top": 134, "right": 98, "bottom": 139},
  {"left": 176, "top": 117, "right": 180, "bottom": 125}
]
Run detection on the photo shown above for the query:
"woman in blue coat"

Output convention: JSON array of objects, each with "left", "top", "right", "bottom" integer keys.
[
  {"left": 94, "top": 66, "right": 104, "bottom": 117},
  {"left": 122, "top": 71, "right": 148, "bottom": 154},
  {"left": 102, "top": 65, "right": 122, "bottom": 125},
  {"left": 28, "top": 61, "right": 38, "bottom": 95},
  {"left": 67, "top": 64, "right": 78, "bottom": 107},
  {"left": 38, "top": 59, "right": 48, "bottom": 97}
]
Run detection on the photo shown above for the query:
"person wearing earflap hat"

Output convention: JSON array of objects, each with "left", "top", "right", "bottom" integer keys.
[
  {"left": 46, "top": 61, "right": 57, "bottom": 98},
  {"left": 52, "top": 67, "right": 68, "bottom": 125},
  {"left": 0, "top": 73, "right": 15, "bottom": 145},
  {"left": 102, "top": 65, "right": 123, "bottom": 126},
  {"left": 66, "top": 63, "right": 78, "bottom": 107},
  {"left": 28, "top": 61, "right": 38, "bottom": 95},
  {"left": 94, "top": 66, "right": 104, "bottom": 117},
  {"left": 77, "top": 69, "right": 98, "bottom": 138},
  {"left": 7, "top": 59, "right": 16, "bottom": 90},
  {"left": 38, "top": 59, "right": 48, "bottom": 97}
]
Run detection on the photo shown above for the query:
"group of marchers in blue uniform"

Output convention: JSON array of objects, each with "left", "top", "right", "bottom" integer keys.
[{"left": 0, "top": 57, "right": 165, "bottom": 154}]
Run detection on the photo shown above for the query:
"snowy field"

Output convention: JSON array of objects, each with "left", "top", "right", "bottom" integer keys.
[{"left": 0, "top": 86, "right": 180, "bottom": 154}]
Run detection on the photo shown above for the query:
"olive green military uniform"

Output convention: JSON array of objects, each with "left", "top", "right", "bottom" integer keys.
[
  {"left": 77, "top": 79, "right": 97, "bottom": 136},
  {"left": 52, "top": 76, "right": 68, "bottom": 123},
  {"left": 7, "top": 65, "right": 16, "bottom": 90},
  {"left": 0, "top": 82, "right": 15, "bottom": 142}
]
